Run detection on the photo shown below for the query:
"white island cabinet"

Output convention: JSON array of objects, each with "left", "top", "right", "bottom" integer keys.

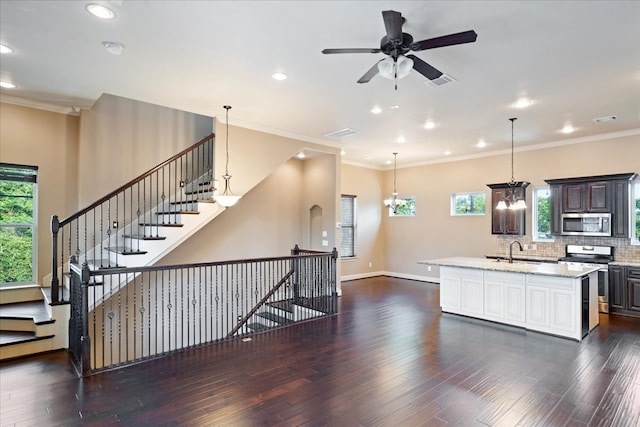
[{"left": 419, "top": 257, "right": 599, "bottom": 341}]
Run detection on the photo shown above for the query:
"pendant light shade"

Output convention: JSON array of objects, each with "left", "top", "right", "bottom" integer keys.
[
  {"left": 215, "top": 105, "right": 241, "bottom": 208},
  {"left": 496, "top": 118, "right": 527, "bottom": 210},
  {"left": 383, "top": 152, "right": 407, "bottom": 213}
]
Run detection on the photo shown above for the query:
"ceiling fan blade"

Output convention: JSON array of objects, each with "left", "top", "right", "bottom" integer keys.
[
  {"left": 406, "top": 55, "right": 443, "bottom": 80},
  {"left": 382, "top": 10, "right": 403, "bottom": 42},
  {"left": 357, "top": 59, "right": 384, "bottom": 83},
  {"left": 322, "top": 48, "right": 382, "bottom": 54},
  {"left": 410, "top": 30, "right": 477, "bottom": 51}
]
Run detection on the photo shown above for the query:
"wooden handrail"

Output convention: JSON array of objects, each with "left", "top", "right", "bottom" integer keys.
[{"left": 59, "top": 133, "right": 215, "bottom": 227}]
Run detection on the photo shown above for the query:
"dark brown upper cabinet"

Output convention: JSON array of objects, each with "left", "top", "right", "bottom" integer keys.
[
  {"left": 487, "top": 182, "right": 529, "bottom": 235},
  {"left": 545, "top": 172, "right": 637, "bottom": 238}
]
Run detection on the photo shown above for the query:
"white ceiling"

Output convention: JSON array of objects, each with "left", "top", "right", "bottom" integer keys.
[{"left": 1, "top": 1, "right": 639, "bottom": 168}]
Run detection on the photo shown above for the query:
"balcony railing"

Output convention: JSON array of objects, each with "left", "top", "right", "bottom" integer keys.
[{"left": 68, "top": 246, "right": 338, "bottom": 376}]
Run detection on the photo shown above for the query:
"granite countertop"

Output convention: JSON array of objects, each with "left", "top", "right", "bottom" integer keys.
[
  {"left": 418, "top": 257, "right": 599, "bottom": 278},
  {"left": 609, "top": 260, "right": 640, "bottom": 268},
  {"left": 485, "top": 254, "right": 559, "bottom": 263}
]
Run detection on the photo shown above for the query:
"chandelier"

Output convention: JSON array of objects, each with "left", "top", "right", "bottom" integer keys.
[
  {"left": 496, "top": 118, "right": 527, "bottom": 210},
  {"left": 383, "top": 152, "right": 407, "bottom": 213}
]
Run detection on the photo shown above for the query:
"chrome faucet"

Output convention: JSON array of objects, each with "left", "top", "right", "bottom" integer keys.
[{"left": 509, "top": 240, "right": 524, "bottom": 263}]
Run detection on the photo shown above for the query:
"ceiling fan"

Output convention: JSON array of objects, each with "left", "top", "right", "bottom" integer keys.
[{"left": 322, "top": 10, "right": 477, "bottom": 89}]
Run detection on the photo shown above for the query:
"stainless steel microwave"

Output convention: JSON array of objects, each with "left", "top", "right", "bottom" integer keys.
[{"left": 561, "top": 213, "right": 612, "bottom": 236}]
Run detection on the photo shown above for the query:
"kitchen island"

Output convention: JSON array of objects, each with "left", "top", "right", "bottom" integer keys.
[{"left": 418, "top": 257, "right": 599, "bottom": 341}]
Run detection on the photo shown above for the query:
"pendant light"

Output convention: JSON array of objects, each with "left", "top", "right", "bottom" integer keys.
[
  {"left": 496, "top": 118, "right": 526, "bottom": 210},
  {"left": 383, "top": 152, "right": 408, "bottom": 213},
  {"left": 214, "top": 105, "right": 241, "bottom": 207}
]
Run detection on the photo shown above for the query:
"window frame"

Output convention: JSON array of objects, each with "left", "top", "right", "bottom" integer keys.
[
  {"left": 450, "top": 192, "right": 486, "bottom": 216},
  {"left": 632, "top": 180, "right": 640, "bottom": 245},
  {"left": 532, "top": 186, "right": 554, "bottom": 242},
  {"left": 340, "top": 194, "right": 357, "bottom": 258},
  {"left": 0, "top": 163, "right": 39, "bottom": 285}
]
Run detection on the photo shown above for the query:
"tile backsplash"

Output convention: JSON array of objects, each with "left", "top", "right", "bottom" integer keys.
[{"left": 495, "top": 235, "right": 640, "bottom": 263}]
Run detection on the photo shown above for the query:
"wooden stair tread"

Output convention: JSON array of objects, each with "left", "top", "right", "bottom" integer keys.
[
  {"left": 156, "top": 211, "right": 199, "bottom": 215},
  {"left": 246, "top": 322, "right": 269, "bottom": 332},
  {"left": 86, "top": 259, "right": 126, "bottom": 269},
  {"left": 0, "top": 331, "right": 55, "bottom": 347},
  {"left": 124, "top": 233, "right": 167, "bottom": 241},
  {"left": 268, "top": 300, "right": 294, "bottom": 313},
  {"left": 106, "top": 246, "right": 148, "bottom": 255},
  {"left": 256, "top": 312, "right": 291, "bottom": 325},
  {"left": 139, "top": 223, "right": 184, "bottom": 227},
  {"left": 0, "top": 300, "right": 50, "bottom": 323}
]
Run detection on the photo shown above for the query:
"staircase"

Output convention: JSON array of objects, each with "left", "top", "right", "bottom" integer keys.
[
  {"left": 0, "top": 286, "right": 69, "bottom": 361},
  {"left": 2, "top": 135, "right": 224, "bottom": 360},
  {"left": 244, "top": 297, "right": 334, "bottom": 333}
]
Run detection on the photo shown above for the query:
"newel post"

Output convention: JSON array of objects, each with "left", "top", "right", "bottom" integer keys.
[{"left": 50, "top": 215, "right": 60, "bottom": 303}]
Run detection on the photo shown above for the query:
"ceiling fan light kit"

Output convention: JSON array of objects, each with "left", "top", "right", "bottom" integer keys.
[{"left": 322, "top": 10, "right": 477, "bottom": 90}]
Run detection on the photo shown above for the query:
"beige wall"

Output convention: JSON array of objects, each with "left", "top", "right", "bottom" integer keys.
[
  {"left": 301, "top": 155, "right": 338, "bottom": 251},
  {"left": 160, "top": 158, "right": 306, "bottom": 263},
  {"left": 343, "top": 133, "right": 640, "bottom": 280},
  {"left": 78, "top": 94, "right": 213, "bottom": 207},
  {"left": 340, "top": 164, "right": 386, "bottom": 278},
  {"left": 0, "top": 102, "right": 79, "bottom": 284}
]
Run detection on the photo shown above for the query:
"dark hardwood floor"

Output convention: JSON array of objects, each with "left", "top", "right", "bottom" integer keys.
[{"left": 1, "top": 276, "right": 639, "bottom": 426}]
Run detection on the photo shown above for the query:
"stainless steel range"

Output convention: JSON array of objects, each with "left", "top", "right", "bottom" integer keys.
[{"left": 558, "top": 244, "right": 613, "bottom": 313}]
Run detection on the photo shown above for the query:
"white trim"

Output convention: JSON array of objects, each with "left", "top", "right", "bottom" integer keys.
[
  {"left": 1, "top": 95, "right": 82, "bottom": 116},
  {"left": 341, "top": 271, "right": 440, "bottom": 284}
]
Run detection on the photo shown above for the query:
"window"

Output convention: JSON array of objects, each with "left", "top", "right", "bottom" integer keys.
[
  {"left": 340, "top": 195, "right": 356, "bottom": 257},
  {"left": 533, "top": 187, "right": 554, "bottom": 242},
  {"left": 388, "top": 196, "right": 416, "bottom": 217},
  {"left": 451, "top": 192, "right": 485, "bottom": 215},
  {"left": 633, "top": 181, "right": 640, "bottom": 245},
  {"left": 0, "top": 163, "right": 38, "bottom": 285}
]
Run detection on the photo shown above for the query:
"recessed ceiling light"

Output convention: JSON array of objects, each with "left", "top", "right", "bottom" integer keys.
[
  {"left": 561, "top": 124, "right": 575, "bottom": 134},
  {"left": 340, "top": 149, "right": 346, "bottom": 155},
  {"left": 296, "top": 152, "right": 305, "bottom": 159},
  {"left": 0, "top": 81, "right": 17, "bottom": 89},
  {"left": 513, "top": 97, "right": 533, "bottom": 109},
  {"left": 370, "top": 106, "right": 382, "bottom": 114},
  {"left": 424, "top": 121, "right": 436, "bottom": 129},
  {"left": 272, "top": 72, "right": 288, "bottom": 81},
  {"left": 477, "top": 139, "right": 486, "bottom": 148},
  {"left": 86, "top": 4, "right": 115, "bottom": 19},
  {"left": 385, "top": 160, "right": 392, "bottom": 165},
  {"left": 390, "top": 105, "right": 400, "bottom": 110},
  {"left": 444, "top": 150, "right": 452, "bottom": 155},
  {"left": 396, "top": 136, "right": 406, "bottom": 144},
  {"left": 0, "top": 44, "right": 14, "bottom": 54},
  {"left": 102, "top": 41, "right": 123, "bottom": 55}
]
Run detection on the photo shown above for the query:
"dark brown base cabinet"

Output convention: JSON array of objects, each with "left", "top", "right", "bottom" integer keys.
[{"left": 609, "top": 265, "right": 640, "bottom": 316}]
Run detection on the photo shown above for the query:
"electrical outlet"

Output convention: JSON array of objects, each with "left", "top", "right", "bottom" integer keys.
[
  {"left": 368, "top": 262, "right": 372, "bottom": 268},
  {"left": 427, "top": 266, "right": 432, "bottom": 272}
]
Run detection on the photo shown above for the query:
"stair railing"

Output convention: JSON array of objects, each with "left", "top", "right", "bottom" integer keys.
[
  {"left": 50, "top": 133, "right": 215, "bottom": 303},
  {"left": 68, "top": 245, "right": 338, "bottom": 376}
]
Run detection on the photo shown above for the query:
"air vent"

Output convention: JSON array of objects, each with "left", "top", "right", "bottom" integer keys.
[
  {"left": 593, "top": 115, "right": 617, "bottom": 123},
  {"left": 426, "top": 74, "right": 456, "bottom": 87},
  {"left": 324, "top": 128, "right": 359, "bottom": 138}
]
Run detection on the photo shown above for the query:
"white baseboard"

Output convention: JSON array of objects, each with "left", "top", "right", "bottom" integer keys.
[{"left": 341, "top": 271, "right": 440, "bottom": 284}]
